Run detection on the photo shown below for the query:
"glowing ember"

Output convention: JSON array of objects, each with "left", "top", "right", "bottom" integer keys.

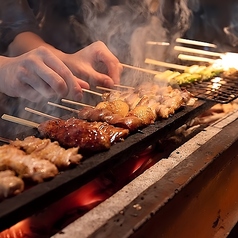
[{"left": 0, "top": 146, "right": 157, "bottom": 238}]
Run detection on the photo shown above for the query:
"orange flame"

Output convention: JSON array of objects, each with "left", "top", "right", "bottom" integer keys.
[{"left": 0, "top": 146, "right": 157, "bottom": 237}]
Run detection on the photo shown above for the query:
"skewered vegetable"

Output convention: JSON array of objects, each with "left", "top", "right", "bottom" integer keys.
[{"left": 154, "top": 64, "right": 224, "bottom": 85}]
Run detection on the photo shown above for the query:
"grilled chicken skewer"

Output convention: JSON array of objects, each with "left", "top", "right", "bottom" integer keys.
[
  {"left": 38, "top": 118, "right": 129, "bottom": 152},
  {"left": 58, "top": 83, "right": 190, "bottom": 131},
  {"left": 0, "top": 170, "right": 24, "bottom": 201},
  {"left": 1, "top": 115, "right": 129, "bottom": 153},
  {"left": 0, "top": 144, "right": 58, "bottom": 183},
  {"left": 101, "top": 82, "right": 191, "bottom": 119},
  {"left": 11, "top": 136, "right": 83, "bottom": 170}
]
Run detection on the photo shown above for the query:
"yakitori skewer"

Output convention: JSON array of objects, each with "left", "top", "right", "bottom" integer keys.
[
  {"left": 174, "top": 46, "right": 223, "bottom": 58},
  {"left": 25, "top": 107, "right": 59, "bottom": 120},
  {"left": 176, "top": 38, "right": 217, "bottom": 48},
  {"left": 178, "top": 54, "right": 216, "bottom": 63},
  {"left": 145, "top": 58, "right": 223, "bottom": 85},
  {"left": 121, "top": 63, "right": 161, "bottom": 75},
  {"left": 145, "top": 58, "right": 187, "bottom": 71},
  {"left": 1, "top": 114, "right": 129, "bottom": 152}
]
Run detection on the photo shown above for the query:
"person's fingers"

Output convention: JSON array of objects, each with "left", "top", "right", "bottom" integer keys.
[
  {"left": 19, "top": 68, "right": 57, "bottom": 98},
  {"left": 16, "top": 83, "right": 44, "bottom": 102},
  {"left": 24, "top": 48, "right": 84, "bottom": 99},
  {"left": 87, "top": 70, "right": 115, "bottom": 87},
  {"left": 65, "top": 76, "right": 83, "bottom": 101},
  {"left": 75, "top": 77, "right": 90, "bottom": 89},
  {"left": 104, "top": 61, "right": 122, "bottom": 85},
  {"left": 94, "top": 42, "right": 122, "bottom": 84}
]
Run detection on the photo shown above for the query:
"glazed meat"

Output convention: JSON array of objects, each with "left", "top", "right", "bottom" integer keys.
[
  {"left": 96, "top": 122, "right": 129, "bottom": 143},
  {"left": 78, "top": 107, "right": 144, "bottom": 131},
  {"left": 38, "top": 118, "right": 129, "bottom": 152},
  {"left": 0, "top": 145, "right": 58, "bottom": 183},
  {"left": 11, "top": 136, "right": 83, "bottom": 170},
  {"left": 0, "top": 170, "right": 24, "bottom": 201}
]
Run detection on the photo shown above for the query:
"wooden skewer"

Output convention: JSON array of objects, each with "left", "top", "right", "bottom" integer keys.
[
  {"left": 121, "top": 63, "right": 161, "bottom": 75},
  {"left": 146, "top": 41, "right": 170, "bottom": 46},
  {"left": 82, "top": 88, "right": 102, "bottom": 97},
  {"left": 48, "top": 102, "right": 82, "bottom": 113},
  {"left": 178, "top": 54, "right": 216, "bottom": 63},
  {"left": 0, "top": 137, "right": 11, "bottom": 144},
  {"left": 1, "top": 114, "right": 39, "bottom": 128},
  {"left": 96, "top": 86, "right": 120, "bottom": 92},
  {"left": 114, "top": 84, "right": 135, "bottom": 90},
  {"left": 145, "top": 58, "right": 186, "bottom": 71},
  {"left": 61, "top": 99, "right": 95, "bottom": 108},
  {"left": 25, "top": 107, "right": 59, "bottom": 120},
  {"left": 176, "top": 38, "right": 217, "bottom": 48},
  {"left": 174, "top": 46, "right": 223, "bottom": 58}
]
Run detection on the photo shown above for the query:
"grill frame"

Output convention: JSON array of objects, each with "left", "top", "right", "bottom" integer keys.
[{"left": 0, "top": 99, "right": 215, "bottom": 232}]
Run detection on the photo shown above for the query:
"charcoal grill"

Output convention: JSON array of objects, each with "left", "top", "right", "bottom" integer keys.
[{"left": 0, "top": 99, "right": 215, "bottom": 232}]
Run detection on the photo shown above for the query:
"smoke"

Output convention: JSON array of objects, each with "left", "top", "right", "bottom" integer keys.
[
  {"left": 0, "top": 0, "right": 195, "bottom": 137},
  {"left": 76, "top": 0, "right": 193, "bottom": 85},
  {"left": 223, "top": 2, "right": 238, "bottom": 47}
]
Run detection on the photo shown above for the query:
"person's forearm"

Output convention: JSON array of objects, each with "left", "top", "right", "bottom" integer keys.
[{"left": 7, "top": 32, "right": 65, "bottom": 58}]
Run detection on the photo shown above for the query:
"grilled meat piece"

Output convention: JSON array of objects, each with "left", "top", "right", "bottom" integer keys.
[
  {"left": 78, "top": 107, "right": 143, "bottom": 131},
  {"left": 11, "top": 136, "right": 83, "bottom": 170},
  {"left": 79, "top": 107, "right": 114, "bottom": 122},
  {"left": 70, "top": 119, "right": 129, "bottom": 143},
  {"left": 112, "top": 116, "right": 144, "bottom": 131},
  {"left": 128, "top": 105, "right": 156, "bottom": 125},
  {"left": 96, "top": 100, "right": 129, "bottom": 117},
  {"left": 155, "top": 87, "right": 185, "bottom": 118},
  {"left": 0, "top": 145, "right": 58, "bottom": 183},
  {"left": 101, "top": 83, "right": 191, "bottom": 119},
  {"left": 38, "top": 118, "right": 129, "bottom": 152},
  {"left": 96, "top": 122, "right": 129, "bottom": 143},
  {"left": 0, "top": 170, "right": 24, "bottom": 201}
]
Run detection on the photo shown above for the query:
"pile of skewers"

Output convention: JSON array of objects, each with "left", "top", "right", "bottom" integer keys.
[
  {"left": 0, "top": 81, "right": 192, "bottom": 201},
  {"left": 126, "top": 38, "right": 238, "bottom": 86}
]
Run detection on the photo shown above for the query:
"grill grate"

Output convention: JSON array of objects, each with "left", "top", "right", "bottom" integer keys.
[{"left": 181, "top": 76, "right": 238, "bottom": 104}]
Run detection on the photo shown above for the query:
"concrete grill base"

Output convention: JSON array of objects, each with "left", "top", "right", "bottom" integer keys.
[{"left": 53, "top": 109, "right": 238, "bottom": 238}]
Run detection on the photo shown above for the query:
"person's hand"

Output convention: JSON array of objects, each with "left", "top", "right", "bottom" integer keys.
[
  {"left": 0, "top": 47, "right": 89, "bottom": 102},
  {"left": 59, "top": 41, "right": 123, "bottom": 87}
]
